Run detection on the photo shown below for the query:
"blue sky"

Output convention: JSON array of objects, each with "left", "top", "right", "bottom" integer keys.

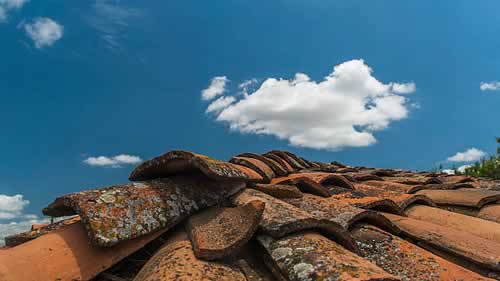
[{"left": 1, "top": 0, "right": 500, "bottom": 241}]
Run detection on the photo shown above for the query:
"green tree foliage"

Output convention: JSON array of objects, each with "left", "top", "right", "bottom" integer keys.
[{"left": 462, "top": 137, "right": 500, "bottom": 179}]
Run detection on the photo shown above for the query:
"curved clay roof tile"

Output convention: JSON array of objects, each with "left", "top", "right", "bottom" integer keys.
[
  {"left": 129, "top": 150, "right": 262, "bottom": 182},
  {"left": 258, "top": 232, "right": 399, "bottom": 281},
  {"left": 230, "top": 156, "right": 275, "bottom": 183},
  {"left": 43, "top": 176, "right": 245, "bottom": 246}
]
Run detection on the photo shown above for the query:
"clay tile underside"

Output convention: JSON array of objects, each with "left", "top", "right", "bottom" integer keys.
[{"left": 3, "top": 148, "right": 500, "bottom": 281}]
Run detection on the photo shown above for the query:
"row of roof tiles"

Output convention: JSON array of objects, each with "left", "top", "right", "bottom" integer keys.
[{"left": 1, "top": 149, "right": 500, "bottom": 281}]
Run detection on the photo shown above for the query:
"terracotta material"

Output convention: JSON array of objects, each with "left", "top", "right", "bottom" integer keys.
[
  {"left": 405, "top": 205, "right": 500, "bottom": 244},
  {"left": 134, "top": 230, "right": 246, "bottom": 281},
  {"left": 236, "top": 259, "right": 266, "bottom": 281},
  {"left": 30, "top": 224, "right": 49, "bottom": 231},
  {"left": 272, "top": 176, "right": 331, "bottom": 197},
  {"left": 361, "top": 180, "right": 413, "bottom": 194},
  {"left": 284, "top": 194, "right": 401, "bottom": 237},
  {"left": 339, "top": 196, "right": 403, "bottom": 215},
  {"left": 381, "top": 212, "right": 500, "bottom": 271},
  {"left": 282, "top": 151, "right": 310, "bottom": 168},
  {"left": 263, "top": 152, "right": 295, "bottom": 172},
  {"left": 250, "top": 183, "right": 303, "bottom": 199},
  {"left": 0, "top": 222, "right": 166, "bottom": 281},
  {"left": 416, "top": 189, "right": 500, "bottom": 208},
  {"left": 43, "top": 176, "right": 245, "bottom": 246},
  {"left": 354, "top": 174, "right": 385, "bottom": 182},
  {"left": 442, "top": 175, "right": 475, "bottom": 184},
  {"left": 406, "top": 183, "right": 473, "bottom": 194},
  {"left": 237, "top": 153, "right": 288, "bottom": 176},
  {"left": 128, "top": 150, "right": 261, "bottom": 182},
  {"left": 186, "top": 200, "right": 265, "bottom": 260},
  {"left": 230, "top": 188, "right": 355, "bottom": 249},
  {"left": 478, "top": 203, "right": 500, "bottom": 223},
  {"left": 258, "top": 232, "right": 398, "bottom": 281},
  {"left": 266, "top": 150, "right": 305, "bottom": 170},
  {"left": 5, "top": 216, "right": 81, "bottom": 247},
  {"left": 352, "top": 224, "right": 493, "bottom": 281},
  {"left": 230, "top": 156, "right": 275, "bottom": 183}
]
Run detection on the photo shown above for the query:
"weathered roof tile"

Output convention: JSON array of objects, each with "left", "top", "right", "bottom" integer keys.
[
  {"left": 258, "top": 232, "right": 399, "bottom": 281},
  {"left": 416, "top": 189, "right": 500, "bottom": 208},
  {"left": 129, "top": 150, "right": 261, "bottom": 182},
  {"left": 352, "top": 224, "right": 494, "bottom": 281},
  {"left": 186, "top": 200, "right": 265, "bottom": 260},
  {"left": 230, "top": 156, "right": 275, "bottom": 183},
  {"left": 134, "top": 230, "right": 247, "bottom": 281},
  {"left": 250, "top": 183, "right": 304, "bottom": 199},
  {"left": 43, "top": 176, "right": 244, "bottom": 246}
]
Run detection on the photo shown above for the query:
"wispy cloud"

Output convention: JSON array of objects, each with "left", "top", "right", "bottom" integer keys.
[
  {"left": 201, "top": 76, "right": 229, "bottom": 101},
  {"left": 83, "top": 154, "right": 142, "bottom": 168},
  {"left": 480, "top": 81, "right": 500, "bottom": 91},
  {"left": 87, "top": 0, "right": 142, "bottom": 50},
  {"left": 0, "top": 0, "right": 28, "bottom": 22},
  {"left": 447, "top": 148, "right": 486, "bottom": 162},
  {"left": 0, "top": 194, "right": 29, "bottom": 219},
  {"left": 23, "top": 17, "right": 64, "bottom": 48},
  {"left": 203, "top": 60, "right": 416, "bottom": 150}
]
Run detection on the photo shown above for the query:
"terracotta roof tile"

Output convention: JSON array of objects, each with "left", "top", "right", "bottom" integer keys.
[
  {"left": 478, "top": 203, "right": 500, "bottom": 223},
  {"left": 237, "top": 153, "right": 288, "bottom": 176},
  {"left": 0, "top": 221, "right": 166, "bottom": 281},
  {"left": 352, "top": 224, "right": 494, "bottom": 281},
  {"left": 283, "top": 194, "right": 401, "bottom": 239},
  {"left": 266, "top": 151, "right": 305, "bottom": 170},
  {"left": 134, "top": 230, "right": 247, "bottom": 281},
  {"left": 258, "top": 231, "right": 398, "bottom": 281},
  {"left": 186, "top": 200, "right": 265, "bottom": 260},
  {"left": 230, "top": 156, "right": 275, "bottom": 183},
  {"left": 3, "top": 148, "right": 500, "bottom": 280},
  {"left": 129, "top": 150, "right": 261, "bottom": 182},
  {"left": 381, "top": 212, "right": 500, "bottom": 271},
  {"left": 416, "top": 189, "right": 500, "bottom": 208},
  {"left": 250, "top": 183, "right": 304, "bottom": 199},
  {"left": 271, "top": 176, "right": 331, "bottom": 197},
  {"left": 404, "top": 205, "right": 500, "bottom": 245},
  {"left": 43, "top": 176, "right": 244, "bottom": 246},
  {"left": 230, "top": 189, "right": 355, "bottom": 247},
  {"left": 263, "top": 152, "right": 296, "bottom": 173}
]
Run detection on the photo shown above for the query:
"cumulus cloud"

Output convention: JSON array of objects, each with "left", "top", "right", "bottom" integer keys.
[
  {"left": 447, "top": 148, "right": 486, "bottom": 162},
  {"left": 24, "top": 17, "right": 64, "bottom": 48},
  {"left": 206, "top": 96, "right": 236, "bottom": 114},
  {"left": 457, "top": 164, "right": 472, "bottom": 173},
  {"left": 204, "top": 59, "right": 416, "bottom": 150},
  {"left": 0, "top": 0, "right": 28, "bottom": 22},
  {"left": 0, "top": 194, "right": 29, "bottom": 219},
  {"left": 480, "top": 81, "right": 500, "bottom": 91},
  {"left": 201, "top": 76, "right": 229, "bottom": 101},
  {"left": 83, "top": 154, "right": 142, "bottom": 168}
]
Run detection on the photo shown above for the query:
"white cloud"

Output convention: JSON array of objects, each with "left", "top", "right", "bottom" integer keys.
[
  {"left": 206, "top": 96, "right": 236, "bottom": 113},
  {"left": 83, "top": 154, "right": 142, "bottom": 168},
  {"left": 24, "top": 17, "right": 64, "bottom": 48},
  {"left": 442, "top": 169, "right": 455, "bottom": 175},
  {"left": 447, "top": 148, "right": 486, "bottom": 162},
  {"left": 0, "top": 194, "right": 29, "bottom": 219},
  {"left": 0, "top": 217, "right": 50, "bottom": 246},
  {"left": 0, "top": 0, "right": 28, "bottom": 22},
  {"left": 205, "top": 59, "right": 416, "bottom": 150},
  {"left": 457, "top": 164, "right": 472, "bottom": 173},
  {"left": 480, "top": 81, "right": 500, "bottom": 91},
  {"left": 201, "top": 76, "right": 229, "bottom": 101},
  {"left": 391, "top": 82, "right": 416, "bottom": 94}
]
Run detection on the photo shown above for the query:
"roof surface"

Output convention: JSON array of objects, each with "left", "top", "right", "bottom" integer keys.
[{"left": 1, "top": 149, "right": 500, "bottom": 281}]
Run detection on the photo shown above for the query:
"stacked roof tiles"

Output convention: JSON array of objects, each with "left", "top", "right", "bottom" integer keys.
[{"left": 1, "top": 149, "right": 500, "bottom": 281}]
